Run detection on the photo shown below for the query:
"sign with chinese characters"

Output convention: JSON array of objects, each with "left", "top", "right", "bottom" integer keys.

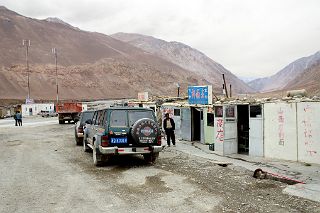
[
  {"left": 188, "top": 85, "right": 212, "bottom": 105},
  {"left": 278, "top": 107, "right": 285, "bottom": 146},
  {"left": 301, "top": 104, "right": 316, "bottom": 156},
  {"left": 215, "top": 118, "right": 224, "bottom": 143},
  {"left": 138, "top": 92, "right": 149, "bottom": 101}
]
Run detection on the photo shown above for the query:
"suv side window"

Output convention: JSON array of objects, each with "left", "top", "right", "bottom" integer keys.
[
  {"left": 110, "top": 110, "right": 127, "bottom": 127},
  {"left": 98, "top": 110, "right": 106, "bottom": 127},
  {"left": 92, "top": 111, "right": 98, "bottom": 125}
]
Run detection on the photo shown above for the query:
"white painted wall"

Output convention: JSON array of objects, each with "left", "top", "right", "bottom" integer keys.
[
  {"left": 203, "top": 108, "right": 215, "bottom": 145},
  {"left": 249, "top": 105, "right": 264, "bottom": 157},
  {"left": 264, "top": 102, "right": 298, "bottom": 161},
  {"left": 249, "top": 118, "right": 264, "bottom": 157},
  {"left": 297, "top": 102, "right": 320, "bottom": 164}
]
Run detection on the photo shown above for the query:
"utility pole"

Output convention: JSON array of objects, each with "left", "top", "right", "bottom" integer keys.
[
  {"left": 52, "top": 48, "right": 59, "bottom": 103},
  {"left": 176, "top": 83, "right": 180, "bottom": 97},
  {"left": 222, "top": 74, "right": 229, "bottom": 98},
  {"left": 23, "top": 39, "right": 31, "bottom": 100}
]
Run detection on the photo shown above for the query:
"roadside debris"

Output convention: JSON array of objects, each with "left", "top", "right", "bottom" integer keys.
[{"left": 253, "top": 168, "right": 306, "bottom": 185}]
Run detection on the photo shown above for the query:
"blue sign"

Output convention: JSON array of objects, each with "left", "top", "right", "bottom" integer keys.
[{"left": 188, "top": 86, "right": 212, "bottom": 105}]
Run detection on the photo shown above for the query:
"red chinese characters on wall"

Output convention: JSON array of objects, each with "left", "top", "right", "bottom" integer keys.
[
  {"left": 278, "top": 108, "right": 285, "bottom": 146},
  {"left": 215, "top": 118, "right": 224, "bottom": 143},
  {"left": 162, "top": 108, "right": 173, "bottom": 119},
  {"left": 302, "top": 105, "right": 317, "bottom": 156}
]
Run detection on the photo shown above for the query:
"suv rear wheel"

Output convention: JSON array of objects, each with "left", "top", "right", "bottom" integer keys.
[{"left": 143, "top": 153, "right": 159, "bottom": 163}]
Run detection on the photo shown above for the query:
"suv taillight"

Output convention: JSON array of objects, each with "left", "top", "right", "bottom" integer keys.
[
  {"left": 157, "top": 135, "right": 162, "bottom": 145},
  {"left": 101, "top": 135, "right": 109, "bottom": 147},
  {"left": 77, "top": 126, "right": 84, "bottom": 133}
]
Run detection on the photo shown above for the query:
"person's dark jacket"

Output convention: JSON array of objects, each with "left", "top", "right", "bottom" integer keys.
[{"left": 163, "top": 118, "right": 175, "bottom": 131}]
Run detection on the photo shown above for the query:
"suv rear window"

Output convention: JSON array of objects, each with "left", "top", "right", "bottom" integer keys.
[
  {"left": 128, "top": 111, "right": 154, "bottom": 126},
  {"left": 110, "top": 110, "right": 127, "bottom": 127},
  {"left": 81, "top": 111, "right": 94, "bottom": 123}
]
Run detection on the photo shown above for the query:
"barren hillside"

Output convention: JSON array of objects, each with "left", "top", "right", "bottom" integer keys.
[
  {"left": 111, "top": 32, "right": 254, "bottom": 94},
  {"left": 248, "top": 51, "right": 320, "bottom": 92},
  {"left": 0, "top": 6, "right": 253, "bottom": 101},
  {"left": 284, "top": 61, "right": 320, "bottom": 95}
]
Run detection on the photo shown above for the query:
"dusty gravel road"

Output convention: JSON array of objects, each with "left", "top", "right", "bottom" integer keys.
[{"left": 0, "top": 117, "right": 320, "bottom": 213}]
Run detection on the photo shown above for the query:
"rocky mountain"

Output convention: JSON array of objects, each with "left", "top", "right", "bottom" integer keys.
[
  {"left": 0, "top": 58, "right": 207, "bottom": 100},
  {"left": 248, "top": 51, "right": 320, "bottom": 92},
  {"left": 0, "top": 6, "right": 252, "bottom": 101},
  {"left": 284, "top": 61, "right": 320, "bottom": 95},
  {"left": 111, "top": 33, "right": 254, "bottom": 94}
]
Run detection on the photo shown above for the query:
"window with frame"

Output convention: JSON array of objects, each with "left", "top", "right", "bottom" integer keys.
[
  {"left": 215, "top": 106, "right": 223, "bottom": 117},
  {"left": 174, "top": 108, "right": 181, "bottom": 116},
  {"left": 250, "top": 105, "right": 262, "bottom": 118},
  {"left": 225, "top": 106, "right": 235, "bottom": 118},
  {"left": 207, "top": 113, "right": 214, "bottom": 126}
]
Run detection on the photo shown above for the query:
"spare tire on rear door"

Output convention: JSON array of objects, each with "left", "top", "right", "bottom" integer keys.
[{"left": 131, "top": 118, "right": 159, "bottom": 145}]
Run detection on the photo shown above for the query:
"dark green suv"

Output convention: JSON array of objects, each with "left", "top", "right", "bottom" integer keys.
[{"left": 83, "top": 107, "right": 162, "bottom": 166}]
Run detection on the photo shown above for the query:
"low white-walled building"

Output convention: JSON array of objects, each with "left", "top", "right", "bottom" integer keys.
[
  {"left": 22, "top": 103, "right": 55, "bottom": 117},
  {"left": 263, "top": 101, "right": 320, "bottom": 164},
  {"left": 210, "top": 99, "right": 320, "bottom": 164}
]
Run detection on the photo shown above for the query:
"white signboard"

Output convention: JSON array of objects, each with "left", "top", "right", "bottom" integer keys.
[
  {"left": 25, "top": 98, "right": 34, "bottom": 104},
  {"left": 138, "top": 92, "right": 149, "bottom": 101}
]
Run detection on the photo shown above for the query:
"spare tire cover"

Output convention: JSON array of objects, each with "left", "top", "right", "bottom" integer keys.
[{"left": 131, "top": 118, "right": 159, "bottom": 144}]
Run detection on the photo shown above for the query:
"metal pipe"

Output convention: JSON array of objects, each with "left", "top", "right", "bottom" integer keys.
[{"left": 52, "top": 48, "right": 59, "bottom": 103}]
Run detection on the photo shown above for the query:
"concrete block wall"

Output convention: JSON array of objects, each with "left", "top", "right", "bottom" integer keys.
[{"left": 264, "top": 101, "right": 320, "bottom": 164}]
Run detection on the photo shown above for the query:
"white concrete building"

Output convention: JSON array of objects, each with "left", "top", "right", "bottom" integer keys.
[{"left": 22, "top": 103, "right": 55, "bottom": 117}]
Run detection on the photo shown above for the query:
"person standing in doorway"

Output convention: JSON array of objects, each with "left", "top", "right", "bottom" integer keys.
[
  {"left": 16, "top": 111, "right": 22, "bottom": 126},
  {"left": 163, "top": 113, "right": 175, "bottom": 147}
]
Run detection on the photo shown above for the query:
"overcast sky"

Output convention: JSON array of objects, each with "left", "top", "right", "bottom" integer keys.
[{"left": 1, "top": 0, "right": 320, "bottom": 78}]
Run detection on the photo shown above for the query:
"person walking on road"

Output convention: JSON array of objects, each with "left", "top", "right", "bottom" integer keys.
[
  {"left": 16, "top": 111, "right": 22, "bottom": 126},
  {"left": 163, "top": 113, "right": 175, "bottom": 147}
]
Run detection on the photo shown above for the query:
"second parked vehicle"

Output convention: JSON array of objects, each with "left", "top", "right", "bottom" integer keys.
[
  {"left": 74, "top": 110, "right": 95, "bottom": 145},
  {"left": 83, "top": 107, "right": 162, "bottom": 166}
]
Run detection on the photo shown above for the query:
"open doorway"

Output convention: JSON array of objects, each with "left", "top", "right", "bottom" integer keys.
[
  {"left": 29, "top": 108, "right": 33, "bottom": 116},
  {"left": 237, "top": 105, "right": 249, "bottom": 154},
  {"left": 191, "top": 107, "right": 201, "bottom": 141}
]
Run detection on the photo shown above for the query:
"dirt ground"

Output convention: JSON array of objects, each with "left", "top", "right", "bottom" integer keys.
[{"left": 0, "top": 117, "right": 320, "bottom": 213}]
